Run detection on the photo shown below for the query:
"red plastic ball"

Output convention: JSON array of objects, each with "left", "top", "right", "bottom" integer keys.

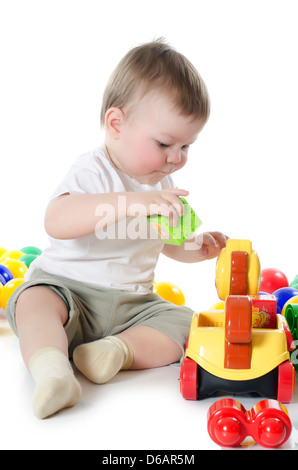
[
  {"left": 260, "top": 268, "right": 289, "bottom": 294},
  {"left": 257, "top": 417, "right": 287, "bottom": 448},
  {"left": 214, "top": 416, "right": 243, "bottom": 446}
]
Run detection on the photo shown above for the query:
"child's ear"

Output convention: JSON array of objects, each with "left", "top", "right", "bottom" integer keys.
[{"left": 105, "top": 107, "right": 124, "bottom": 139}]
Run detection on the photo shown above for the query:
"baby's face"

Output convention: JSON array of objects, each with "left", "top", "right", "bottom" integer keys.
[{"left": 109, "top": 90, "right": 205, "bottom": 185}]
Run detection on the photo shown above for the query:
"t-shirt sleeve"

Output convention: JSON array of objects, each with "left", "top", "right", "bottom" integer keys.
[{"left": 50, "top": 157, "right": 107, "bottom": 200}]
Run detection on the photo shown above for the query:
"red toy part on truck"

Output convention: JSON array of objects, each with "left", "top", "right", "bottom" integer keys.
[
  {"left": 225, "top": 295, "right": 252, "bottom": 369},
  {"left": 251, "top": 294, "right": 277, "bottom": 328}
]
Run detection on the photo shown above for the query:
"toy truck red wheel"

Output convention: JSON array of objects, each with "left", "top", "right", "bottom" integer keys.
[
  {"left": 180, "top": 357, "right": 197, "bottom": 400},
  {"left": 277, "top": 361, "right": 295, "bottom": 403}
]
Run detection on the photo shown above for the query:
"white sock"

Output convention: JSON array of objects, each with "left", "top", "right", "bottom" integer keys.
[
  {"left": 73, "top": 336, "right": 134, "bottom": 384},
  {"left": 29, "top": 347, "right": 82, "bottom": 419}
]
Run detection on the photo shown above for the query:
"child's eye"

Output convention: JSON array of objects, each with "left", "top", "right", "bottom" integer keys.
[{"left": 157, "top": 141, "right": 169, "bottom": 148}]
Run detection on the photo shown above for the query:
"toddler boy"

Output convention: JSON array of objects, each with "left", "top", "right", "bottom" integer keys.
[{"left": 6, "top": 39, "right": 227, "bottom": 419}]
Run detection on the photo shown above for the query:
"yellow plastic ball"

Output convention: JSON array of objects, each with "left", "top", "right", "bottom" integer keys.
[
  {"left": 0, "top": 250, "right": 25, "bottom": 263},
  {"left": 210, "top": 301, "right": 225, "bottom": 310},
  {"left": 153, "top": 281, "right": 185, "bottom": 306},
  {"left": 1, "top": 258, "right": 28, "bottom": 279},
  {"left": 0, "top": 282, "right": 3, "bottom": 318},
  {"left": 0, "top": 278, "right": 24, "bottom": 310},
  {"left": 282, "top": 295, "right": 298, "bottom": 316},
  {"left": 0, "top": 248, "right": 8, "bottom": 259}
]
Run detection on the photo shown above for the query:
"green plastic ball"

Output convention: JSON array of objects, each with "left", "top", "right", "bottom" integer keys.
[
  {"left": 20, "top": 246, "right": 42, "bottom": 256},
  {"left": 19, "top": 254, "right": 38, "bottom": 268}
]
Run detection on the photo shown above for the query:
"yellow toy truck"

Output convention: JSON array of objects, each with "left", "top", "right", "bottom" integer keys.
[{"left": 180, "top": 240, "right": 295, "bottom": 403}]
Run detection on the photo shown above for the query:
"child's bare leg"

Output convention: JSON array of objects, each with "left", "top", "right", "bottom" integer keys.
[
  {"left": 16, "top": 286, "right": 69, "bottom": 367},
  {"left": 73, "top": 325, "right": 181, "bottom": 384},
  {"left": 15, "top": 286, "right": 81, "bottom": 418},
  {"left": 117, "top": 325, "right": 182, "bottom": 369}
]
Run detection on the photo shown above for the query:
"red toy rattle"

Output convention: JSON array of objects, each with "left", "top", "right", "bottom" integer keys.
[{"left": 207, "top": 398, "right": 292, "bottom": 448}]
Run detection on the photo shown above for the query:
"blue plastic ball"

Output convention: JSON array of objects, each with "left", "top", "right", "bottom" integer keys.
[
  {"left": 273, "top": 287, "right": 298, "bottom": 313},
  {"left": 0, "top": 264, "right": 13, "bottom": 284},
  {"left": 0, "top": 273, "right": 6, "bottom": 285}
]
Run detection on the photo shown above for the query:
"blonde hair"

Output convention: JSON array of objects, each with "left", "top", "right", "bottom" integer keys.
[{"left": 100, "top": 39, "right": 210, "bottom": 127}]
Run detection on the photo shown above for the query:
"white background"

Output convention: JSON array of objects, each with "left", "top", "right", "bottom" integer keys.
[{"left": 0, "top": 0, "right": 298, "bottom": 450}]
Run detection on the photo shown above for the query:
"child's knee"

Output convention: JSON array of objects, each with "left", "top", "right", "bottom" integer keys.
[{"left": 15, "top": 286, "right": 68, "bottom": 325}]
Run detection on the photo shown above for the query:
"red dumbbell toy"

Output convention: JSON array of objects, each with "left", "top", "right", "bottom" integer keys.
[{"left": 207, "top": 398, "right": 292, "bottom": 448}]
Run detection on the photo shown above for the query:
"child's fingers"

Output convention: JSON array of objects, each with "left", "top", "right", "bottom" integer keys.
[
  {"left": 168, "top": 188, "right": 189, "bottom": 196},
  {"left": 217, "top": 233, "right": 229, "bottom": 248},
  {"left": 208, "top": 232, "right": 229, "bottom": 250},
  {"left": 162, "top": 201, "right": 183, "bottom": 226},
  {"left": 160, "top": 189, "right": 188, "bottom": 216},
  {"left": 146, "top": 189, "right": 189, "bottom": 225},
  {"left": 155, "top": 203, "right": 180, "bottom": 226}
]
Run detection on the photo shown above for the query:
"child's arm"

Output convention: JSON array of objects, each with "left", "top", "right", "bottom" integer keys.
[
  {"left": 44, "top": 189, "right": 188, "bottom": 239},
  {"left": 162, "top": 231, "right": 228, "bottom": 263}
]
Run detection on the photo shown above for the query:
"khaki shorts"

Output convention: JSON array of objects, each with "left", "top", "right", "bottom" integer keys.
[{"left": 6, "top": 269, "right": 194, "bottom": 357}]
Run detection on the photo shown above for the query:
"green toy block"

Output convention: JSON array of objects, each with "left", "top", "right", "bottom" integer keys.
[{"left": 147, "top": 198, "right": 202, "bottom": 245}]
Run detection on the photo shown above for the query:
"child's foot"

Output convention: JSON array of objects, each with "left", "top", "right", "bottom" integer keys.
[
  {"left": 73, "top": 336, "right": 133, "bottom": 384},
  {"left": 29, "top": 347, "right": 82, "bottom": 419},
  {"left": 33, "top": 375, "right": 82, "bottom": 419}
]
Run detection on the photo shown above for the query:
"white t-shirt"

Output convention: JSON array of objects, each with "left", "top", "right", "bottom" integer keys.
[{"left": 27, "top": 145, "right": 175, "bottom": 293}]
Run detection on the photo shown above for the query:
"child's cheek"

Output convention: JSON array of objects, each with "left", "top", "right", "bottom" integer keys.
[{"left": 135, "top": 144, "right": 160, "bottom": 173}]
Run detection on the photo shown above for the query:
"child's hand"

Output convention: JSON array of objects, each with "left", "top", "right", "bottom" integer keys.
[
  {"left": 126, "top": 188, "right": 189, "bottom": 226},
  {"left": 189, "top": 231, "right": 229, "bottom": 261}
]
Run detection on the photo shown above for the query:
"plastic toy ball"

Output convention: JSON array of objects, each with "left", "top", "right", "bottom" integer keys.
[
  {"left": 210, "top": 301, "right": 225, "bottom": 310},
  {"left": 19, "top": 254, "right": 38, "bottom": 268},
  {"left": 0, "top": 250, "right": 24, "bottom": 263},
  {"left": 0, "top": 247, "right": 7, "bottom": 258},
  {"left": 20, "top": 246, "right": 42, "bottom": 256},
  {"left": 153, "top": 281, "right": 185, "bottom": 306},
  {"left": 282, "top": 295, "right": 298, "bottom": 316},
  {"left": 260, "top": 268, "right": 289, "bottom": 294},
  {"left": 285, "top": 304, "right": 298, "bottom": 343},
  {"left": 1, "top": 259, "right": 28, "bottom": 279},
  {"left": 273, "top": 287, "right": 298, "bottom": 314},
  {"left": 0, "top": 278, "right": 24, "bottom": 310},
  {"left": 290, "top": 275, "right": 298, "bottom": 290},
  {"left": 0, "top": 264, "right": 13, "bottom": 284},
  {"left": 0, "top": 274, "right": 6, "bottom": 286}
]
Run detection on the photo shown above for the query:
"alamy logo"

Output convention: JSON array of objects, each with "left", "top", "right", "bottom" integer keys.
[{"left": 94, "top": 196, "right": 201, "bottom": 250}]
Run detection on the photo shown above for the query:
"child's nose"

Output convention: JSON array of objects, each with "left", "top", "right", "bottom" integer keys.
[{"left": 167, "top": 149, "right": 181, "bottom": 164}]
